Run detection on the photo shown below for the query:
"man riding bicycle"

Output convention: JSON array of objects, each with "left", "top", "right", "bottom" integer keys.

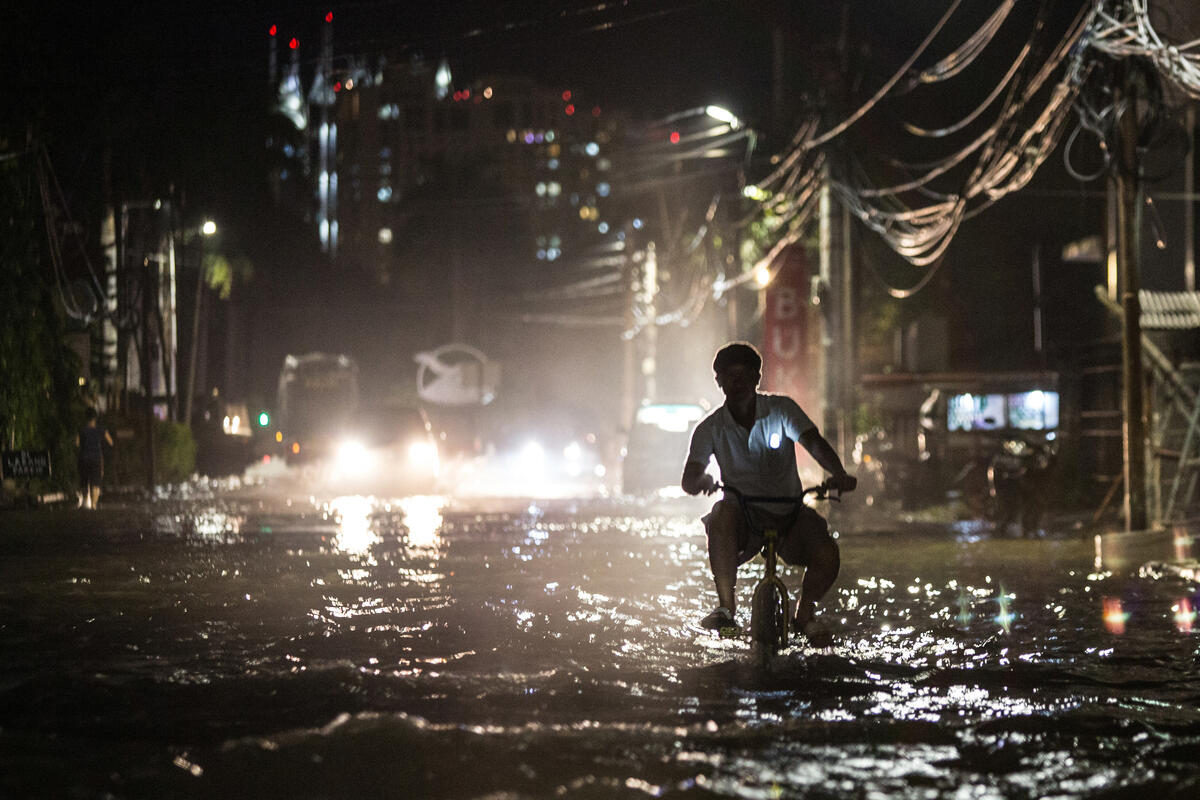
[{"left": 681, "top": 342, "right": 856, "bottom": 639}]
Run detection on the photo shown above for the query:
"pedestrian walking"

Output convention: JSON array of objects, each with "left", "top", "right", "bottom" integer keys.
[{"left": 76, "top": 408, "right": 113, "bottom": 509}]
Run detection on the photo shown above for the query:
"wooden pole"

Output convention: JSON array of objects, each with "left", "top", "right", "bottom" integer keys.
[{"left": 1113, "top": 58, "right": 1147, "bottom": 531}]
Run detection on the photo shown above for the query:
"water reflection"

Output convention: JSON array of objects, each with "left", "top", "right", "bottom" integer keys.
[
  {"left": 1101, "top": 596, "right": 1128, "bottom": 635},
  {"left": 1174, "top": 525, "right": 1195, "bottom": 562},
  {"left": 329, "top": 496, "right": 378, "bottom": 556},
  {"left": 8, "top": 496, "right": 1200, "bottom": 799},
  {"left": 399, "top": 495, "right": 445, "bottom": 551},
  {"left": 1173, "top": 598, "right": 1196, "bottom": 633}
]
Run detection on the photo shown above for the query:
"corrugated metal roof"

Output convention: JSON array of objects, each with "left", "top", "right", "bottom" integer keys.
[{"left": 1140, "top": 290, "right": 1200, "bottom": 330}]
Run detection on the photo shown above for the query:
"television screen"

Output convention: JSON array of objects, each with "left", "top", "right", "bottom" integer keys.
[
  {"left": 1007, "top": 390, "right": 1059, "bottom": 430},
  {"left": 948, "top": 393, "right": 1005, "bottom": 431},
  {"left": 947, "top": 391, "right": 1059, "bottom": 431}
]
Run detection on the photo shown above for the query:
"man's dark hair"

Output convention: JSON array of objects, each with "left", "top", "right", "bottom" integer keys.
[
  {"left": 713, "top": 342, "right": 762, "bottom": 373},
  {"left": 85, "top": 407, "right": 98, "bottom": 422}
]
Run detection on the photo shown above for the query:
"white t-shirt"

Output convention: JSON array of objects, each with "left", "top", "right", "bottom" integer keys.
[{"left": 686, "top": 393, "right": 816, "bottom": 502}]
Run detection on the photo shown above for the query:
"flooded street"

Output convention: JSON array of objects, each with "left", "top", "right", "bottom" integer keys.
[{"left": 1, "top": 487, "right": 1199, "bottom": 799}]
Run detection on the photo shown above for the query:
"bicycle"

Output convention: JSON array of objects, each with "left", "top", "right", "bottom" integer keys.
[{"left": 717, "top": 479, "right": 844, "bottom": 657}]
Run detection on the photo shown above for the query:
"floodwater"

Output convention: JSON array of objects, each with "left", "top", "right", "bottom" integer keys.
[{"left": 1, "top": 489, "right": 1198, "bottom": 799}]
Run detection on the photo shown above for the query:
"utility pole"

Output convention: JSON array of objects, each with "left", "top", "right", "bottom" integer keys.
[
  {"left": 1186, "top": 106, "right": 1195, "bottom": 293},
  {"left": 641, "top": 242, "right": 658, "bottom": 404},
  {"left": 140, "top": 256, "right": 157, "bottom": 489},
  {"left": 184, "top": 257, "right": 204, "bottom": 427},
  {"left": 1113, "top": 56, "right": 1147, "bottom": 531}
]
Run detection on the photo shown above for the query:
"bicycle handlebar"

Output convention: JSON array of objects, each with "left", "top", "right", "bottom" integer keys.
[{"left": 716, "top": 477, "right": 850, "bottom": 505}]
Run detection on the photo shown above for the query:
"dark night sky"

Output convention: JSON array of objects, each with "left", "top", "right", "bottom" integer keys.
[{"left": 6, "top": 0, "right": 1173, "bottom": 383}]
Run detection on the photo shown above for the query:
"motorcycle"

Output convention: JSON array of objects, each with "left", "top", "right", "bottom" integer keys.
[{"left": 959, "top": 435, "right": 1057, "bottom": 535}]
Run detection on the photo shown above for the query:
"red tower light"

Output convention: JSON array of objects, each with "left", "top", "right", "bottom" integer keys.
[
  {"left": 561, "top": 90, "right": 572, "bottom": 102},
  {"left": 268, "top": 24, "right": 277, "bottom": 36},
  {"left": 334, "top": 81, "right": 342, "bottom": 93},
  {"left": 289, "top": 37, "right": 299, "bottom": 50},
  {"left": 565, "top": 104, "right": 575, "bottom": 116},
  {"left": 325, "top": 11, "right": 333, "bottom": 23},
  {"left": 669, "top": 131, "right": 680, "bottom": 144}
]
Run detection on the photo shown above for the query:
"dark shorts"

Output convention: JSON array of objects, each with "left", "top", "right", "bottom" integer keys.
[
  {"left": 704, "top": 499, "right": 831, "bottom": 566},
  {"left": 78, "top": 458, "right": 103, "bottom": 488}
]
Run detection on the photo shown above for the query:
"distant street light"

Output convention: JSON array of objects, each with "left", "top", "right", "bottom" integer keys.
[
  {"left": 201, "top": 220, "right": 217, "bottom": 236},
  {"left": 704, "top": 105, "right": 741, "bottom": 129}
]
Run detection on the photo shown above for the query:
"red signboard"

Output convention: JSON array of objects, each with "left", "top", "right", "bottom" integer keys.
[{"left": 762, "top": 244, "right": 820, "bottom": 420}]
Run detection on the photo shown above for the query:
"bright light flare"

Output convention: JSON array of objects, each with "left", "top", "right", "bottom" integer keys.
[
  {"left": 754, "top": 265, "right": 772, "bottom": 287},
  {"left": 399, "top": 495, "right": 445, "bottom": 550},
  {"left": 1102, "top": 597, "right": 1129, "bottom": 635},
  {"left": 333, "top": 439, "right": 371, "bottom": 477},
  {"left": 517, "top": 440, "right": 546, "bottom": 475},
  {"left": 1173, "top": 598, "right": 1196, "bottom": 633},
  {"left": 408, "top": 439, "right": 439, "bottom": 474},
  {"left": 330, "top": 496, "right": 376, "bottom": 556},
  {"left": 201, "top": 220, "right": 217, "bottom": 236},
  {"left": 995, "top": 589, "right": 1015, "bottom": 634},
  {"left": 704, "top": 105, "right": 741, "bottom": 129}
]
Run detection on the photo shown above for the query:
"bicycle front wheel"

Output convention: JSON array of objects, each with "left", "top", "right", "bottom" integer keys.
[{"left": 750, "top": 579, "right": 788, "bottom": 653}]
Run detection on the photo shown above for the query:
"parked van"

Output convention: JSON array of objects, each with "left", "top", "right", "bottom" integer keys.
[{"left": 621, "top": 402, "right": 707, "bottom": 496}]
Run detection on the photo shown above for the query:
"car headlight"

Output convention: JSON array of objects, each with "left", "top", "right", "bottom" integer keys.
[
  {"left": 333, "top": 439, "right": 370, "bottom": 476},
  {"left": 408, "top": 439, "right": 439, "bottom": 472},
  {"left": 517, "top": 440, "right": 545, "bottom": 474}
]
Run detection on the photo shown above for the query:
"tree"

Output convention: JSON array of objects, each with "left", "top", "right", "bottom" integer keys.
[{"left": 0, "top": 134, "right": 84, "bottom": 494}]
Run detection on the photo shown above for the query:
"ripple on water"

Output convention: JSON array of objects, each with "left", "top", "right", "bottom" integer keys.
[{"left": 3, "top": 500, "right": 1200, "bottom": 798}]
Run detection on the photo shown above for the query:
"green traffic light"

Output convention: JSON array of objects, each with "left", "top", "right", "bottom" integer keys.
[{"left": 257, "top": 411, "right": 270, "bottom": 427}]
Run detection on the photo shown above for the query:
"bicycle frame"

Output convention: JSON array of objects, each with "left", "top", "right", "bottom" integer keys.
[{"left": 719, "top": 480, "right": 836, "bottom": 653}]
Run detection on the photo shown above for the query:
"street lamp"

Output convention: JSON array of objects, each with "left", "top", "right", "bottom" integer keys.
[
  {"left": 704, "top": 105, "right": 742, "bottom": 129},
  {"left": 183, "top": 219, "right": 219, "bottom": 427}
]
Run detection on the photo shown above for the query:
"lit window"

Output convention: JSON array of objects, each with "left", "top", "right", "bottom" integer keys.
[
  {"left": 585, "top": 142, "right": 599, "bottom": 157},
  {"left": 598, "top": 222, "right": 609, "bottom": 234},
  {"left": 547, "top": 159, "right": 559, "bottom": 170},
  {"left": 506, "top": 129, "right": 517, "bottom": 143},
  {"left": 535, "top": 182, "right": 547, "bottom": 197},
  {"left": 596, "top": 182, "right": 610, "bottom": 197},
  {"left": 547, "top": 182, "right": 561, "bottom": 197},
  {"left": 377, "top": 186, "right": 392, "bottom": 202},
  {"left": 378, "top": 227, "right": 393, "bottom": 244}
]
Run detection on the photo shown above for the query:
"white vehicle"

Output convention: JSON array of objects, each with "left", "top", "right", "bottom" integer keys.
[{"left": 621, "top": 402, "right": 707, "bottom": 496}]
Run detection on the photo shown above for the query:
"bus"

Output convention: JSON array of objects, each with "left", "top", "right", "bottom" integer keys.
[{"left": 277, "top": 353, "right": 359, "bottom": 464}]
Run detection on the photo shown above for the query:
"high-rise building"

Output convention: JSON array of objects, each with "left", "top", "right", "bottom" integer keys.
[{"left": 265, "top": 17, "right": 627, "bottom": 302}]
